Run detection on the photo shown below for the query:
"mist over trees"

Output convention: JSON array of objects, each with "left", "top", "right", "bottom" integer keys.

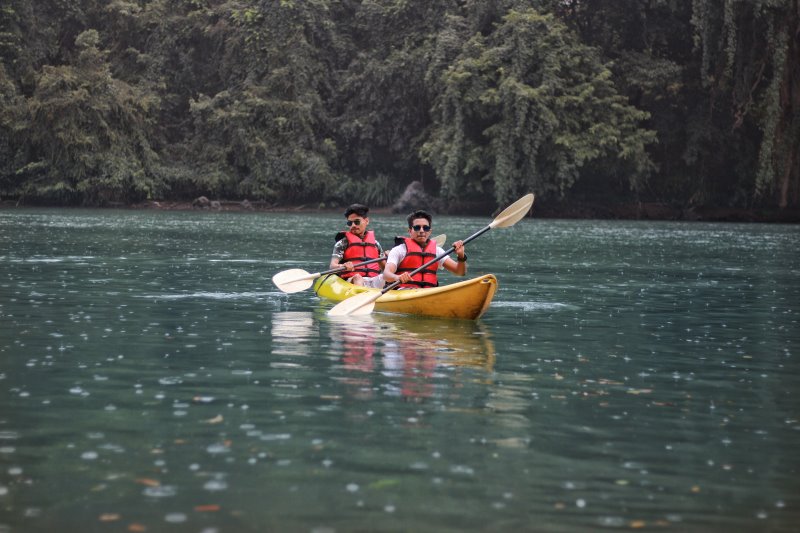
[{"left": 0, "top": 0, "right": 797, "bottom": 213}]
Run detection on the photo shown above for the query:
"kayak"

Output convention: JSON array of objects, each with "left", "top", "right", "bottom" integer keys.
[
  {"left": 314, "top": 274, "right": 498, "bottom": 319},
  {"left": 313, "top": 274, "right": 498, "bottom": 320}
]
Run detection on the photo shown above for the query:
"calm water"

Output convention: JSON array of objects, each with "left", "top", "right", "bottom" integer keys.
[{"left": 1, "top": 208, "right": 798, "bottom": 532}]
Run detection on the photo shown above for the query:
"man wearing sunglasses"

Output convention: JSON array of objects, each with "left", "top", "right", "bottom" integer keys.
[
  {"left": 383, "top": 210, "right": 466, "bottom": 289},
  {"left": 330, "top": 203, "right": 386, "bottom": 288}
]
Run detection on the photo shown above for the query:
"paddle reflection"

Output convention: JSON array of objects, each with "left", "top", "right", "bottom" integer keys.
[
  {"left": 328, "top": 314, "right": 496, "bottom": 401},
  {"left": 271, "top": 311, "right": 318, "bottom": 357}
]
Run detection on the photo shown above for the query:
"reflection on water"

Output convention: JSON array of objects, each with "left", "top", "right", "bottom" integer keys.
[
  {"left": 271, "top": 312, "right": 318, "bottom": 357},
  {"left": 272, "top": 312, "right": 496, "bottom": 402}
]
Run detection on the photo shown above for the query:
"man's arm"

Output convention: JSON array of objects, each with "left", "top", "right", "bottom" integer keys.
[
  {"left": 442, "top": 240, "right": 467, "bottom": 276},
  {"left": 383, "top": 261, "right": 400, "bottom": 283},
  {"left": 382, "top": 246, "right": 407, "bottom": 283},
  {"left": 376, "top": 242, "right": 386, "bottom": 270},
  {"left": 330, "top": 240, "right": 354, "bottom": 270}
]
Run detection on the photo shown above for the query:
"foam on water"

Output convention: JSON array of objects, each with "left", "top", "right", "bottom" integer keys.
[
  {"left": 491, "top": 300, "right": 578, "bottom": 311},
  {"left": 137, "top": 291, "right": 277, "bottom": 300}
]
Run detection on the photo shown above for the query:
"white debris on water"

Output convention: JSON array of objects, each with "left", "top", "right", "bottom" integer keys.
[
  {"left": 164, "top": 512, "right": 187, "bottom": 523},
  {"left": 143, "top": 485, "right": 177, "bottom": 498}
]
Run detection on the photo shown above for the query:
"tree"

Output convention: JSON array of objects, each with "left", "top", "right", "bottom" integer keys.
[
  {"left": 17, "top": 29, "right": 162, "bottom": 205},
  {"left": 158, "top": 0, "right": 343, "bottom": 202},
  {"left": 0, "top": 64, "right": 27, "bottom": 196},
  {"left": 330, "top": 1, "right": 458, "bottom": 204},
  {"left": 552, "top": 0, "right": 799, "bottom": 209},
  {"left": 692, "top": 0, "right": 799, "bottom": 208},
  {"left": 423, "top": 8, "right": 655, "bottom": 207}
]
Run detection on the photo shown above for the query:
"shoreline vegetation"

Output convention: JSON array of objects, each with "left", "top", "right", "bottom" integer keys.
[
  {"left": 2, "top": 199, "right": 798, "bottom": 223},
  {"left": 1, "top": 3, "right": 797, "bottom": 216}
]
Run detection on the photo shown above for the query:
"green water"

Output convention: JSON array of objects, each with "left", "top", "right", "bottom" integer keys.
[{"left": 1, "top": 209, "right": 798, "bottom": 532}]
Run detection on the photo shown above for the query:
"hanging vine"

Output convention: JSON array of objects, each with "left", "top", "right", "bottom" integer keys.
[{"left": 691, "top": 0, "right": 799, "bottom": 207}]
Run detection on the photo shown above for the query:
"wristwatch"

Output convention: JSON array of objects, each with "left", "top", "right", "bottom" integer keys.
[{"left": 457, "top": 254, "right": 467, "bottom": 262}]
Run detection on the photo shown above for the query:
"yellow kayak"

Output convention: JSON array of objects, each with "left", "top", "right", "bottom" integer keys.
[{"left": 313, "top": 274, "right": 498, "bottom": 320}]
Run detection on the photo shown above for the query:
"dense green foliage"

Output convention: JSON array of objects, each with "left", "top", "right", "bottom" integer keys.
[
  {"left": 0, "top": 0, "right": 797, "bottom": 211},
  {"left": 423, "top": 8, "right": 655, "bottom": 206}
]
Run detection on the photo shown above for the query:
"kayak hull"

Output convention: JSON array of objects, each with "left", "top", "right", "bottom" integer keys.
[{"left": 313, "top": 274, "right": 498, "bottom": 320}]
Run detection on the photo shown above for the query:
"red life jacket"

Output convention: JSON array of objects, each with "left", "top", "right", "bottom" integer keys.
[
  {"left": 340, "top": 230, "right": 381, "bottom": 279},
  {"left": 396, "top": 237, "right": 438, "bottom": 288}
]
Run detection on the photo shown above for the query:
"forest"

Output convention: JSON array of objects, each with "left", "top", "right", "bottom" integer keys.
[{"left": 0, "top": 0, "right": 798, "bottom": 218}]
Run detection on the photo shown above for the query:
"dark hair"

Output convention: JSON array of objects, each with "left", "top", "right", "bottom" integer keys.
[
  {"left": 407, "top": 210, "right": 432, "bottom": 228},
  {"left": 344, "top": 203, "right": 369, "bottom": 218}
]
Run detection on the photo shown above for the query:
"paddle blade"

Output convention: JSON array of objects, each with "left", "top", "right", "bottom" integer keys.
[
  {"left": 433, "top": 234, "right": 446, "bottom": 247},
  {"left": 272, "top": 268, "right": 315, "bottom": 293},
  {"left": 489, "top": 193, "right": 535, "bottom": 229},
  {"left": 327, "top": 291, "right": 381, "bottom": 317}
]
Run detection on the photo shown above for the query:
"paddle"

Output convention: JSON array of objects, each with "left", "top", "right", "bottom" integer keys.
[
  {"left": 327, "top": 193, "right": 534, "bottom": 317},
  {"left": 272, "top": 234, "right": 446, "bottom": 293}
]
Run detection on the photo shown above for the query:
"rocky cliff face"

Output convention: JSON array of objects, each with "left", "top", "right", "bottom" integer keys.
[{"left": 392, "top": 181, "right": 441, "bottom": 214}]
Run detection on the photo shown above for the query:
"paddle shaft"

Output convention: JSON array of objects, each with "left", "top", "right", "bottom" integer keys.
[
  {"left": 380, "top": 226, "right": 491, "bottom": 294},
  {"left": 318, "top": 255, "right": 385, "bottom": 277}
]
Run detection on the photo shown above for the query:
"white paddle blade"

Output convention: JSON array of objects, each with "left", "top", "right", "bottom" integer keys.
[
  {"left": 272, "top": 268, "right": 316, "bottom": 293},
  {"left": 327, "top": 291, "right": 380, "bottom": 317},
  {"left": 489, "top": 193, "right": 535, "bottom": 229},
  {"left": 433, "top": 234, "right": 446, "bottom": 247},
  {"left": 275, "top": 278, "right": 315, "bottom": 294}
]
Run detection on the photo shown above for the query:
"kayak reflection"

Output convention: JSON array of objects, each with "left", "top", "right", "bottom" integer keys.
[
  {"left": 269, "top": 311, "right": 496, "bottom": 400},
  {"left": 328, "top": 314, "right": 496, "bottom": 401}
]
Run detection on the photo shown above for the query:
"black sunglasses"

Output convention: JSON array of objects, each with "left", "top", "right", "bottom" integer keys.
[
  {"left": 411, "top": 224, "right": 431, "bottom": 232},
  {"left": 346, "top": 219, "right": 362, "bottom": 226}
]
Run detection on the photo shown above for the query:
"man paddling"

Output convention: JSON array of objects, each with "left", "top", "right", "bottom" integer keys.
[
  {"left": 330, "top": 203, "right": 386, "bottom": 288},
  {"left": 383, "top": 210, "right": 466, "bottom": 288}
]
